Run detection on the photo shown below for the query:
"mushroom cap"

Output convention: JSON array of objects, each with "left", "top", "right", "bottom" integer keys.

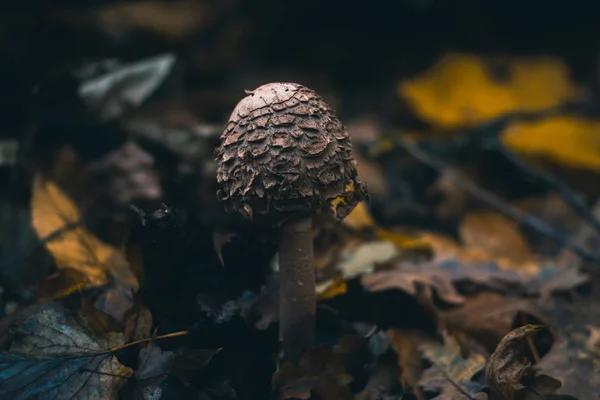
[{"left": 215, "top": 82, "right": 365, "bottom": 226}]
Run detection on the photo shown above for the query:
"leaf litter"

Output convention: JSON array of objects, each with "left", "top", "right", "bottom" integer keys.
[{"left": 2, "top": 11, "right": 600, "bottom": 399}]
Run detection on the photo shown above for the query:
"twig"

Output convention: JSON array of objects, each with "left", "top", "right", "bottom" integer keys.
[
  {"left": 430, "top": 360, "right": 479, "bottom": 400},
  {"left": 108, "top": 330, "right": 190, "bottom": 353},
  {"left": 393, "top": 137, "right": 600, "bottom": 263},
  {"left": 495, "top": 140, "right": 600, "bottom": 238}
]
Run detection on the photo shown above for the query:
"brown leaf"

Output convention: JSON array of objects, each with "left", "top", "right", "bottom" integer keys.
[
  {"left": 440, "top": 293, "right": 531, "bottom": 351},
  {"left": 486, "top": 325, "right": 560, "bottom": 400},
  {"left": 79, "top": 293, "right": 123, "bottom": 336},
  {"left": 533, "top": 300, "right": 600, "bottom": 399},
  {"left": 459, "top": 211, "right": 532, "bottom": 266},
  {"left": 272, "top": 344, "right": 353, "bottom": 400},
  {"left": 124, "top": 304, "right": 153, "bottom": 341},
  {"left": 419, "top": 332, "right": 487, "bottom": 399},
  {"left": 388, "top": 329, "right": 425, "bottom": 400},
  {"left": 361, "top": 263, "right": 466, "bottom": 306},
  {"left": 31, "top": 173, "right": 138, "bottom": 296}
]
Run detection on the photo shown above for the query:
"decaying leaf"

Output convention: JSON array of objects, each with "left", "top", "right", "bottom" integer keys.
[
  {"left": 440, "top": 293, "right": 532, "bottom": 350},
  {"left": 419, "top": 332, "right": 487, "bottom": 399},
  {"left": 399, "top": 53, "right": 578, "bottom": 129},
  {"left": 0, "top": 305, "right": 132, "bottom": 399},
  {"left": 212, "top": 230, "right": 239, "bottom": 266},
  {"left": 459, "top": 212, "right": 532, "bottom": 267},
  {"left": 85, "top": 140, "right": 161, "bottom": 206},
  {"left": 361, "top": 263, "right": 466, "bottom": 306},
  {"left": 124, "top": 304, "right": 153, "bottom": 341},
  {"left": 31, "top": 173, "right": 138, "bottom": 303},
  {"left": 272, "top": 344, "right": 354, "bottom": 400},
  {"left": 486, "top": 325, "right": 561, "bottom": 400},
  {"left": 534, "top": 300, "right": 600, "bottom": 399},
  {"left": 388, "top": 329, "right": 425, "bottom": 400},
  {"left": 135, "top": 336, "right": 175, "bottom": 396}
]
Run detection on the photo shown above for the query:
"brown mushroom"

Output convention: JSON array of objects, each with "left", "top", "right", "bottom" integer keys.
[{"left": 215, "top": 82, "right": 365, "bottom": 364}]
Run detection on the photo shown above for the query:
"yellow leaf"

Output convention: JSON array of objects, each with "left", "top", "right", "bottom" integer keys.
[
  {"left": 399, "top": 53, "right": 579, "bottom": 129},
  {"left": 31, "top": 173, "right": 138, "bottom": 297},
  {"left": 502, "top": 116, "right": 600, "bottom": 170},
  {"left": 342, "top": 201, "right": 375, "bottom": 230}
]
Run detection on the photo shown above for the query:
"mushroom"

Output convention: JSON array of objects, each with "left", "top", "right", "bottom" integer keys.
[{"left": 215, "top": 82, "right": 365, "bottom": 364}]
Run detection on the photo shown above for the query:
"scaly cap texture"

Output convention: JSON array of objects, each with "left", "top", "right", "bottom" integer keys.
[{"left": 215, "top": 82, "right": 365, "bottom": 226}]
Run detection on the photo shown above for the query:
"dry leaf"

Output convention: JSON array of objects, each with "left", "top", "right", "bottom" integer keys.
[
  {"left": 388, "top": 329, "right": 425, "bottom": 400},
  {"left": 135, "top": 337, "right": 175, "bottom": 396},
  {"left": 502, "top": 116, "right": 600, "bottom": 170},
  {"left": 399, "top": 53, "right": 578, "bottom": 129},
  {"left": 440, "top": 293, "right": 530, "bottom": 351},
  {"left": 31, "top": 173, "right": 138, "bottom": 296},
  {"left": 533, "top": 300, "right": 600, "bottom": 399},
  {"left": 486, "top": 325, "right": 561, "bottom": 400},
  {"left": 342, "top": 201, "right": 377, "bottom": 230},
  {"left": 0, "top": 305, "right": 131, "bottom": 399},
  {"left": 361, "top": 263, "right": 466, "bottom": 306},
  {"left": 459, "top": 211, "right": 532, "bottom": 266},
  {"left": 419, "top": 332, "right": 487, "bottom": 399},
  {"left": 272, "top": 344, "right": 353, "bottom": 400},
  {"left": 124, "top": 304, "right": 153, "bottom": 341}
]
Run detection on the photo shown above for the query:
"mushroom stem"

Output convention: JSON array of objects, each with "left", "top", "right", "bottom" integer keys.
[{"left": 278, "top": 216, "right": 316, "bottom": 364}]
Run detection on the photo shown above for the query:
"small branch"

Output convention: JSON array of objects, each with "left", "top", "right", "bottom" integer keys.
[
  {"left": 394, "top": 137, "right": 600, "bottom": 263},
  {"left": 494, "top": 140, "right": 600, "bottom": 238},
  {"left": 108, "top": 330, "right": 190, "bottom": 353},
  {"left": 431, "top": 360, "right": 479, "bottom": 400}
]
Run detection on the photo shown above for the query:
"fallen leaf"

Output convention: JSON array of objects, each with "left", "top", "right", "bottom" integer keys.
[
  {"left": 272, "top": 343, "right": 354, "bottom": 400},
  {"left": 124, "top": 304, "right": 153, "bottom": 341},
  {"left": 399, "top": 53, "right": 578, "bottom": 129},
  {"left": 440, "top": 293, "right": 531, "bottom": 351},
  {"left": 486, "top": 325, "right": 561, "bottom": 400},
  {"left": 337, "top": 240, "right": 399, "bottom": 279},
  {"left": 502, "top": 116, "right": 600, "bottom": 170},
  {"left": 419, "top": 332, "right": 487, "bottom": 399},
  {"left": 0, "top": 305, "right": 131, "bottom": 399},
  {"left": 31, "top": 173, "right": 138, "bottom": 300},
  {"left": 342, "top": 201, "right": 377, "bottom": 230},
  {"left": 534, "top": 300, "right": 600, "bottom": 399},
  {"left": 388, "top": 329, "right": 425, "bottom": 400},
  {"left": 212, "top": 230, "right": 239, "bottom": 266},
  {"left": 80, "top": 294, "right": 123, "bottom": 336},
  {"left": 85, "top": 140, "right": 162, "bottom": 206},
  {"left": 135, "top": 336, "right": 175, "bottom": 396},
  {"left": 170, "top": 349, "right": 222, "bottom": 386},
  {"left": 361, "top": 262, "right": 466, "bottom": 305},
  {"left": 459, "top": 211, "right": 532, "bottom": 266}
]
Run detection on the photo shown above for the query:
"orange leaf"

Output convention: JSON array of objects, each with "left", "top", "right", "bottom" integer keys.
[{"left": 31, "top": 173, "right": 138, "bottom": 298}]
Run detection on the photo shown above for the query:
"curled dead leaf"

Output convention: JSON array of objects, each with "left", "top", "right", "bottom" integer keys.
[{"left": 486, "top": 325, "right": 561, "bottom": 400}]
